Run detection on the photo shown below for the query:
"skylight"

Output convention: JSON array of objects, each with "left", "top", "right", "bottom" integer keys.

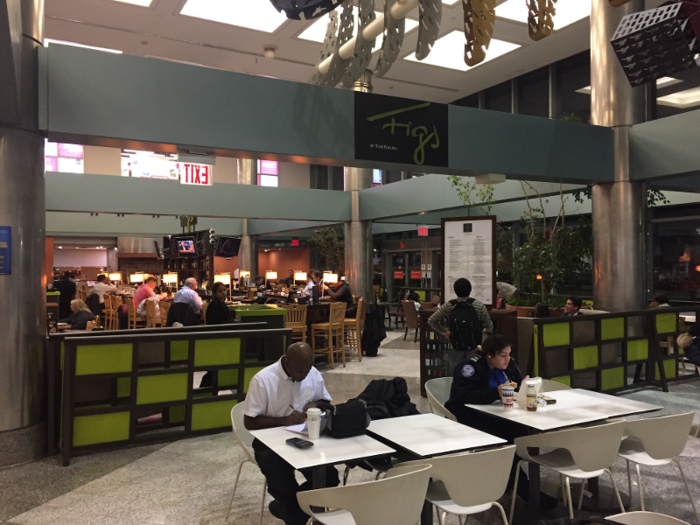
[
  {"left": 657, "top": 86, "right": 700, "bottom": 109},
  {"left": 496, "top": 0, "right": 590, "bottom": 29},
  {"left": 404, "top": 31, "right": 520, "bottom": 72},
  {"left": 111, "top": 0, "right": 153, "bottom": 6},
  {"left": 298, "top": 8, "right": 419, "bottom": 53},
  {"left": 44, "top": 38, "right": 122, "bottom": 54},
  {"left": 180, "top": 0, "right": 288, "bottom": 33}
]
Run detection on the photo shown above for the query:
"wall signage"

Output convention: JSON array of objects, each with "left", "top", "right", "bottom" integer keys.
[
  {"left": 0, "top": 227, "right": 11, "bottom": 274},
  {"left": 394, "top": 270, "right": 404, "bottom": 279},
  {"left": 354, "top": 92, "right": 448, "bottom": 167},
  {"left": 179, "top": 164, "right": 212, "bottom": 186},
  {"left": 417, "top": 226, "right": 429, "bottom": 237},
  {"left": 258, "top": 160, "right": 279, "bottom": 176},
  {"left": 410, "top": 270, "right": 422, "bottom": 279}
]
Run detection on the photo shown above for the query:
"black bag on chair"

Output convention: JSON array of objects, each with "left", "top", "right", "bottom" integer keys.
[{"left": 325, "top": 400, "right": 370, "bottom": 439}]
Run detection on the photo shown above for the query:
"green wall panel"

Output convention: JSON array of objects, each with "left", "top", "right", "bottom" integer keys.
[
  {"left": 191, "top": 400, "right": 238, "bottom": 431},
  {"left": 117, "top": 377, "right": 131, "bottom": 398},
  {"left": 656, "top": 313, "right": 676, "bottom": 334},
  {"left": 551, "top": 375, "right": 571, "bottom": 387},
  {"left": 219, "top": 369, "right": 238, "bottom": 388},
  {"left": 574, "top": 346, "right": 598, "bottom": 370},
  {"left": 627, "top": 339, "right": 648, "bottom": 362},
  {"left": 543, "top": 323, "right": 570, "bottom": 347},
  {"left": 244, "top": 367, "right": 263, "bottom": 393},
  {"left": 656, "top": 359, "right": 677, "bottom": 380},
  {"left": 602, "top": 367, "right": 625, "bottom": 391},
  {"left": 73, "top": 411, "right": 130, "bottom": 447},
  {"left": 75, "top": 344, "right": 133, "bottom": 376},
  {"left": 601, "top": 318, "right": 625, "bottom": 340},
  {"left": 137, "top": 374, "right": 188, "bottom": 405},
  {"left": 194, "top": 339, "right": 241, "bottom": 367},
  {"left": 169, "top": 405, "right": 186, "bottom": 424},
  {"left": 171, "top": 340, "right": 189, "bottom": 361}
]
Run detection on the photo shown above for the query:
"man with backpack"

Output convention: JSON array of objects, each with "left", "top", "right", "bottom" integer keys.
[{"left": 428, "top": 278, "right": 493, "bottom": 374}]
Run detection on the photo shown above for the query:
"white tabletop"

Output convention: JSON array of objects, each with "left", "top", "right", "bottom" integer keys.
[
  {"left": 465, "top": 389, "right": 662, "bottom": 432},
  {"left": 250, "top": 426, "right": 396, "bottom": 470},
  {"left": 681, "top": 313, "right": 696, "bottom": 324},
  {"left": 368, "top": 413, "right": 506, "bottom": 457}
]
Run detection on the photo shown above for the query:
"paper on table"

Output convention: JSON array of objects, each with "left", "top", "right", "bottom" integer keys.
[{"left": 285, "top": 414, "right": 326, "bottom": 436}]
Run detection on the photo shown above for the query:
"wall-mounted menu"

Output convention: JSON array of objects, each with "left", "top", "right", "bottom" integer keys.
[{"left": 442, "top": 217, "right": 495, "bottom": 305}]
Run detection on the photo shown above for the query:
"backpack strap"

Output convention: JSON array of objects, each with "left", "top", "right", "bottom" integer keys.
[
  {"left": 466, "top": 297, "right": 475, "bottom": 306},
  {"left": 449, "top": 299, "right": 459, "bottom": 306}
]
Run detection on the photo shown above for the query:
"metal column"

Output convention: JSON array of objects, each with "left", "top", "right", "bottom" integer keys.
[
  {"left": 0, "top": 0, "right": 46, "bottom": 466},
  {"left": 237, "top": 158, "right": 258, "bottom": 280},
  {"left": 590, "top": 0, "right": 646, "bottom": 312},
  {"left": 344, "top": 70, "right": 373, "bottom": 303}
]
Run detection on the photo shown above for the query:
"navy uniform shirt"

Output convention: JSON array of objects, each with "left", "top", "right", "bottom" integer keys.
[{"left": 445, "top": 353, "right": 523, "bottom": 410}]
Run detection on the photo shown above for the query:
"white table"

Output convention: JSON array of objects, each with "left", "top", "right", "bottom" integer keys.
[
  {"left": 250, "top": 426, "right": 395, "bottom": 488},
  {"left": 368, "top": 413, "right": 506, "bottom": 457},
  {"left": 465, "top": 388, "right": 662, "bottom": 432},
  {"left": 681, "top": 313, "right": 696, "bottom": 324}
]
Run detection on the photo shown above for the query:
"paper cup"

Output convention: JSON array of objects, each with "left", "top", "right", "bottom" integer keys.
[
  {"left": 307, "top": 408, "right": 322, "bottom": 440},
  {"left": 501, "top": 385, "right": 515, "bottom": 410}
]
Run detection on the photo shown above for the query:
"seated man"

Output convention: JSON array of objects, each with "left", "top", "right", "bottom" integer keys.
[
  {"left": 244, "top": 342, "right": 339, "bottom": 525},
  {"left": 172, "top": 277, "right": 203, "bottom": 315},
  {"left": 561, "top": 296, "right": 583, "bottom": 317},
  {"left": 323, "top": 277, "right": 357, "bottom": 317}
]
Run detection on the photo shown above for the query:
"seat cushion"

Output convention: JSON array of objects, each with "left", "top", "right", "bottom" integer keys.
[
  {"left": 426, "top": 481, "right": 493, "bottom": 516},
  {"left": 311, "top": 509, "right": 356, "bottom": 525}
]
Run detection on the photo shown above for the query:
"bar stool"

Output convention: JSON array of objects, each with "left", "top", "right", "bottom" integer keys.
[
  {"left": 311, "top": 302, "right": 346, "bottom": 368},
  {"left": 285, "top": 304, "right": 308, "bottom": 342},
  {"left": 343, "top": 297, "right": 365, "bottom": 362},
  {"left": 127, "top": 299, "right": 147, "bottom": 329}
]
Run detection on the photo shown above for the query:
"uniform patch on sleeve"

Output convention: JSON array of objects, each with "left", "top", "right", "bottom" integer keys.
[{"left": 461, "top": 364, "right": 475, "bottom": 378}]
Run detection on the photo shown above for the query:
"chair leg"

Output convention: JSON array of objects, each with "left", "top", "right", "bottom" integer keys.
[
  {"left": 605, "top": 468, "right": 626, "bottom": 514},
  {"left": 439, "top": 510, "right": 447, "bottom": 525},
  {"left": 626, "top": 459, "right": 632, "bottom": 503},
  {"left": 357, "top": 325, "right": 362, "bottom": 362},
  {"left": 226, "top": 459, "right": 249, "bottom": 520},
  {"left": 577, "top": 479, "right": 586, "bottom": 510},
  {"left": 674, "top": 458, "right": 700, "bottom": 524},
  {"left": 343, "top": 465, "right": 350, "bottom": 485},
  {"left": 259, "top": 479, "right": 267, "bottom": 525},
  {"left": 565, "top": 477, "right": 574, "bottom": 519},
  {"left": 414, "top": 327, "right": 418, "bottom": 342},
  {"left": 508, "top": 459, "right": 525, "bottom": 525},
  {"left": 404, "top": 326, "right": 408, "bottom": 341},
  {"left": 635, "top": 463, "right": 645, "bottom": 511},
  {"left": 340, "top": 329, "right": 346, "bottom": 368},
  {"left": 494, "top": 501, "right": 509, "bottom": 525},
  {"left": 328, "top": 329, "right": 335, "bottom": 369}
]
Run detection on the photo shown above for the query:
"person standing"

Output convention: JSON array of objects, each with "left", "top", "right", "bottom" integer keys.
[
  {"left": 173, "top": 277, "right": 203, "bottom": 315},
  {"left": 54, "top": 271, "right": 77, "bottom": 319},
  {"left": 428, "top": 278, "right": 493, "bottom": 375},
  {"left": 244, "top": 342, "right": 338, "bottom": 525}
]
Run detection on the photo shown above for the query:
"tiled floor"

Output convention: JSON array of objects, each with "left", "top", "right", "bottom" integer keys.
[{"left": 2, "top": 329, "right": 700, "bottom": 525}]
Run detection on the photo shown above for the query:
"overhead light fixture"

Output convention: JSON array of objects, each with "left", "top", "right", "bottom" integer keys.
[
  {"left": 110, "top": 0, "right": 153, "bottom": 6},
  {"left": 442, "top": 0, "right": 460, "bottom": 5},
  {"left": 496, "top": 0, "right": 591, "bottom": 29},
  {"left": 575, "top": 76, "right": 682, "bottom": 94},
  {"left": 180, "top": 0, "right": 288, "bottom": 33},
  {"left": 657, "top": 86, "right": 700, "bottom": 109},
  {"left": 298, "top": 8, "right": 419, "bottom": 53},
  {"left": 44, "top": 38, "right": 122, "bottom": 54},
  {"left": 405, "top": 31, "right": 520, "bottom": 71}
]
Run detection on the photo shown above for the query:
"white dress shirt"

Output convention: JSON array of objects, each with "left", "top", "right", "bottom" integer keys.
[
  {"left": 90, "top": 282, "right": 120, "bottom": 303},
  {"left": 244, "top": 358, "right": 331, "bottom": 418}
]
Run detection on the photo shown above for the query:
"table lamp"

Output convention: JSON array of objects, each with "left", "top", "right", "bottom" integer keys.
[
  {"left": 294, "top": 271, "right": 307, "bottom": 283},
  {"left": 108, "top": 272, "right": 122, "bottom": 283},
  {"left": 162, "top": 273, "right": 178, "bottom": 285},
  {"left": 214, "top": 273, "right": 231, "bottom": 286},
  {"left": 265, "top": 271, "right": 277, "bottom": 281},
  {"left": 129, "top": 273, "right": 144, "bottom": 284},
  {"left": 324, "top": 273, "right": 339, "bottom": 284}
]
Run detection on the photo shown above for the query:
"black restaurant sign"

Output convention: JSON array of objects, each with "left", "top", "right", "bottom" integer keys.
[{"left": 354, "top": 92, "right": 449, "bottom": 168}]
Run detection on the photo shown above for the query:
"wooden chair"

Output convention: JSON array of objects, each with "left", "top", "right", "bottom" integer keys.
[
  {"left": 388, "top": 297, "right": 407, "bottom": 329},
  {"left": 402, "top": 300, "right": 419, "bottom": 342},
  {"left": 78, "top": 289, "right": 87, "bottom": 301},
  {"left": 284, "top": 304, "right": 308, "bottom": 342},
  {"left": 201, "top": 301, "right": 208, "bottom": 324},
  {"left": 311, "top": 302, "right": 347, "bottom": 369},
  {"left": 127, "top": 299, "right": 147, "bottom": 329},
  {"left": 103, "top": 295, "right": 117, "bottom": 330},
  {"left": 145, "top": 299, "right": 162, "bottom": 328},
  {"left": 86, "top": 317, "right": 98, "bottom": 331},
  {"left": 159, "top": 301, "right": 171, "bottom": 322},
  {"left": 420, "top": 301, "right": 434, "bottom": 311},
  {"left": 344, "top": 297, "right": 365, "bottom": 362}
]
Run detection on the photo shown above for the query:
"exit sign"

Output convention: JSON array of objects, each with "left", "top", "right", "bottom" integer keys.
[
  {"left": 180, "top": 164, "right": 212, "bottom": 186},
  {"left": 417, "top": 227, "right": 428, "bottom": 237},
  {"left": 291, "top": 239, "right": 300, "bottom": 247}
]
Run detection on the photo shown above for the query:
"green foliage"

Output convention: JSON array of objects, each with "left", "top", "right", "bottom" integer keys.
[
  {"left": 496, "top": 224, "right": 514, "bottom": 280},
  {"left": 308, "top": 225, "right": 345, "bottom": 276},
  {"left": 572, "top": 187, "right": 669, "bottom": 208},
  {"left": 448, "top": 175, "right": 495, "bottom": 212}
]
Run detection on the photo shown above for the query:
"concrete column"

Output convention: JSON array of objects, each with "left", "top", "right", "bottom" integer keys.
[
  {"left": 590, "top": 0, "right": 646, "bottom": 312},
  {"left": 0, "top": 0, "right": 46, "bottom": 466},
  {"left": 237, "top": 159, "right": 258, "bottom": 280}
]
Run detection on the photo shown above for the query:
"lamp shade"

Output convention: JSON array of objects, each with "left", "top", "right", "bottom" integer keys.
[
  {"left": 265, "top": 271, "right": 277, "bottom": 280},
  {"left": 294, "top": 272, "right": 308, "bottom": 282},
  {"left": 239, "top": 270, "right": 251, "bottom": 279},
  {"left": 214, "top": 273, "right": 231, "bottom": 285},
  {"left": 324, "top": 273, "right": 338, "bottom": 284},
  {"left": 162, "top": 273, "right": 178, "bottom": 284},
  {"left": 109, "top": 272, "right": 122, "bottom": 282},
  {"left": 129, "top": 273, "right": 144, "bottom": 284}
]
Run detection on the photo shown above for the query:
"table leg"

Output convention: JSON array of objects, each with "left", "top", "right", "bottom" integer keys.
[
  {"left": 310, "top": 466, "right": 327, "bottom": 513},
  {"left": 528, "top": 462, "right": 541, "bottom": 525},
  {"left": 420, "top": 500, "right": 433, "bottom": 525}
]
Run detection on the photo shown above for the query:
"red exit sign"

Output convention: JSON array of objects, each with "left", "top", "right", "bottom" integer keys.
[
  {"left": 291, "top": 239, "right": 300, "bottom": 247},
  {"left": 180, "top": 164, "right": 212, "bottom": 186},
  {"left": 417, "top": 227, "right": 428, "bottom": 237}
]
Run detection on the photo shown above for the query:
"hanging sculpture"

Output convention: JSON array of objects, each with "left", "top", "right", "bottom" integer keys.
[
  {"left": 463, "top": 0, "right": 496, "bottom": 66},
  {"left": 308, "top": 0, "right": 355, "bottom": 85},
  {"left": 270, "top": 0, "right": 347, "bottom": 20},
  {"left": 341, "top": 0, "right": 377, "bottom": 88},
  {"left": 528, "top": 0, "right": 557, "bottom": 41}
]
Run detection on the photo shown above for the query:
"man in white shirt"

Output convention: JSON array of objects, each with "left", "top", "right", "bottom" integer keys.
[
  {"left": 90, "top": 275, "right": 120, "bottom": 304},
  {"left": 302, "top": 270, "right": 324, "bottom": 297},
  {"left": 172, "top": 277, "right": 203, "bottom": 314},
  {"left": 244, "top": 342, "right": 338, "bottom": 525}
]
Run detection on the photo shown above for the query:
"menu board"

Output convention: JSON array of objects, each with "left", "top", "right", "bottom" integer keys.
[{"left": 442, "top": 217, "right": 495, "bottom": 305}]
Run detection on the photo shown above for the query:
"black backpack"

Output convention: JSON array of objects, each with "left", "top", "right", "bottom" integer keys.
[
  {"left": 448, "top": 298, "right": 482, "bottom": 352},
  {"left": 355, "top": 377, "right": 419, "bottom": 420},
  {"left": 361, "top": 302, "right": 386, "bottom": 357}
]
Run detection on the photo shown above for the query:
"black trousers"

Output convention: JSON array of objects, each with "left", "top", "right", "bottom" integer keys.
[{"left": 252, "top": 439, "right": 340, "bottom": 525}]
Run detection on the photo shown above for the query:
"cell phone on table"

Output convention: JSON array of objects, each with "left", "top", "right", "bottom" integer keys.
[{"left": 286, "top": 437, "right": 314, "bottom": 449}]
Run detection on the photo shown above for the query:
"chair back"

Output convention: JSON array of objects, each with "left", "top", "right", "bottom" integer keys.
[
  {"left": 285, "top": 304, "right": 307, "bottom": 325},
  {"left": 607, "top": 511, "right": 691, "bottom": 525},
  {"left": 410, "top": 446, "right": 515, "bottom": 508},
  {"left": 402, "top": 300, "right": 418, "bottom": 329},
  {"left": 159, "top": 301, "right": 171, "bottom": 320},
  {"left": 516, "top": 420, "right": 626, "bottom": 472},
  {"left": 329, "top": 302, "right": 347, "bottom": 328},
  {"left": 201, "top": 301, "right": 208, "bottom": 323},
  {"left": 103, "top": 295, "right": 115, "bottom": 314},
  {"left": 86, "top": 317, "right": 98, "bottom": 331},
  {"left": 230, "top": 403, "right": 256, "bottom": 463},
  {"left": 539, "top": 378, "right": 571, "bottom": 392},
  {"left": 145, "top": 300, "right": 158, "bottom": 324},
  {"left": 424, "top": 377, "right": 456, "bottom": 421},
  {"left": 432, "top": 295, "right": 441, "bottom": 306},
  {"left": 357, "top": 297, "right": 366, "bottom": 321},
  {"left": 297, "top": 463, "right": 432, "bottom": 525},
  {"left": 127, "top": 299, "right": 136, "bottom": 320},
  {"left": 622, "top": 412, "right": 694, "bottom": 460},
  {"left": 420, "top": 301, "right": 434, "bottom": 311}
]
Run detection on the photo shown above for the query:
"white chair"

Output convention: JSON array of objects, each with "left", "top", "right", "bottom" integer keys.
[
  {"left": 297, "top": 463, "right": 432, "bottom": 525},
  {"left": 539, "top": 378, "right": 571, "bottom": 392},
  {"left": 425, "top": 377, "right": 457, "bottom": 422},
  {"left": 617, "top": 412, "right": 699, "bottom": 524},
  {"left": 225, "top": 403, "right": 267, "bottom": 524},
  {"left": 508, "top": 420, "right": 627, "bottom": 523},
  {"left": 607, "top": 511, "right": 691, "bottom": 525},
  {"left": 407, "top": 445, "right": 516, "bottom": 525}
]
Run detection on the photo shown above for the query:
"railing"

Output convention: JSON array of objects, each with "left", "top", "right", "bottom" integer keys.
[{"left": 56, "top": 325, "right": 290, "bottom": 465}]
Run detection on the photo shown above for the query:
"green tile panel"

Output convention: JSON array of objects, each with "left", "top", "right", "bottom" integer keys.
[
  {"left": 218, "top": 368, "right": 238, "bottom": 388},
  {"left": 137, "top": 373, "right": 188, "bottom": 405},
  {"left": 191, "top": 399, "right": 238, "bottom": 431},
  {"left": 117, "top": 377, "right": 131, "bottom": 398},
  {"left": 601, "top": 367, "right": 625, "bottom": 391},
  {"left": 627, "top": 339, "right": 648, "bottom": 362},
  {"left": 73, "top": 411, "right": 130, "bottom": 447},
  {"left": 75, "top": 344, "right": 133, "bottom": 376},
  {"left": 655, "top": 359, "right": 677, "bottom": 380},
  {"left": 551, "top": 375, "right": 571, "bottom": 387},
  {"left": 573, "top": 346, "right": 598, "bottom": 370},
  {"left": 655, "top": 313, "right": 677, "bottom": 335},
  {"left": 542, "top": 322, "right": 570, "bottom": 347},
  {"left": 244, "top": 367, "right": 263, "bottom": 393},
  {"left": 170, "top": 340, "right": 189, "bottom": 361},
  {"left": 194, "top": 338, "right": 241, "bottom": 367},
  {"left": 601, "top": 318, "right": 625, "bottom": 341}
]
